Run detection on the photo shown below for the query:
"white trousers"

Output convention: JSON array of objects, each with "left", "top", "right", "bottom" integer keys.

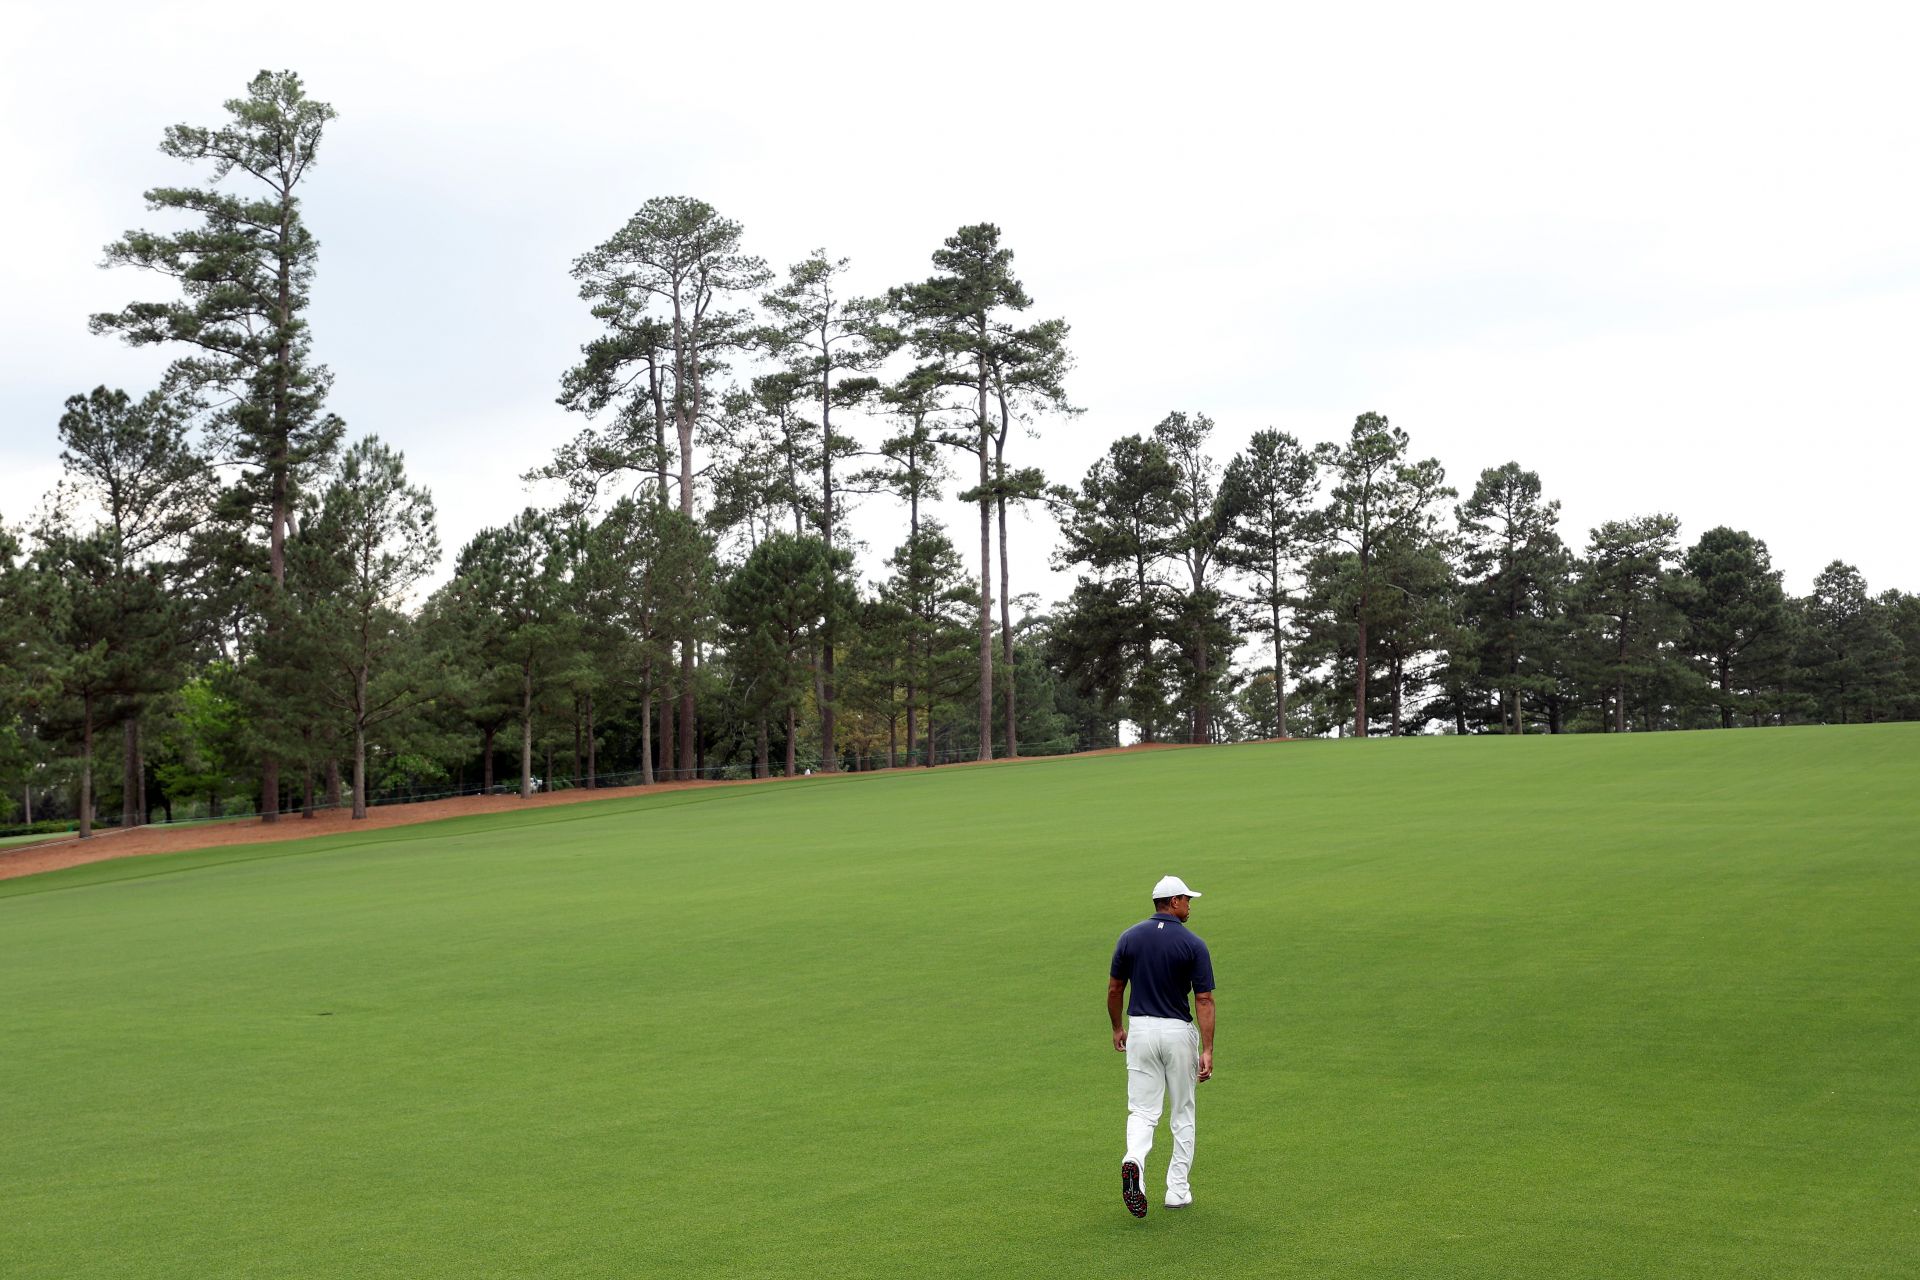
[{"left": 1124, "top": 1015, "right": 1199, "bottom": 1197}]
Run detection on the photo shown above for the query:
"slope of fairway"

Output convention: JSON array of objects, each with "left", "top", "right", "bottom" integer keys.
[{"left": 3, "top": 726, "right": 1916, "bottom": 1279}]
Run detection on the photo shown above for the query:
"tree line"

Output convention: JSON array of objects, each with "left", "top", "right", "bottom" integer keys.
[{"left": 3, "top": 72, "right": 1916, "bottom": 837}]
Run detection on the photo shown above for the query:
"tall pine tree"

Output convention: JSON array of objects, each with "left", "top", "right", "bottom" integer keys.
[{"left": 92, "top": 71, "right": 343, "bottom": 821}]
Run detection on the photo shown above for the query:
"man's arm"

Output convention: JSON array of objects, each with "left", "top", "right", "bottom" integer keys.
[
  {"left": 1194, "top": 991, "right": 1215, "bottom": 1082},
  {"left": 1108, "top": 977, "right": 1127, "bottom": 1051}
]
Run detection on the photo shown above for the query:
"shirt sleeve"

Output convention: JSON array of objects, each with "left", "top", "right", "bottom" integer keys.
[
  {"left": 1190, "top": 939, "right": 1215, "bottom": 994},
  {"left": 1110, "top": 933, "right": 1132, "bottom": 981}
]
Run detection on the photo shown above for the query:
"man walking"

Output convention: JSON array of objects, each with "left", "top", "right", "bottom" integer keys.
[{"left": 1108, "top": 874, "right": 1215, "bottom": 1218}]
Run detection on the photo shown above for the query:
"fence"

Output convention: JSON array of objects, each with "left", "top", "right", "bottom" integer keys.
[{"left": 3, "top": 736, "right": 1111, "bottom": 844}]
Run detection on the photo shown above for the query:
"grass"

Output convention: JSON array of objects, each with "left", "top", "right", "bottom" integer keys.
[{"left": 2, "top": 725, "right": 1916, "bottom": 1279}]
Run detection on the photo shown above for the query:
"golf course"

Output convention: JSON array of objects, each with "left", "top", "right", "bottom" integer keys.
[{"left": 3, "top": 724, "right": 1915, "bottom": 1278}]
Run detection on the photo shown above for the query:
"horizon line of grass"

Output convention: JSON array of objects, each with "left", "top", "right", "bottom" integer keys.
[{"left": 3, "top": 720, "right": 1906, "bottom": 903}]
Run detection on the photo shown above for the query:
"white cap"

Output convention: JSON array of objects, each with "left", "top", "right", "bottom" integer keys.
[{"left": 1151, "top": 875, "right": 1202, "bottom": 899}]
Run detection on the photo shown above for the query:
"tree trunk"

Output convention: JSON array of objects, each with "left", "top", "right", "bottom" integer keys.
[
  {"left": 325, "top": 758, "right": 341, "bottom": 808},
  {"left": 586, "top": 693, "right": 597, "bottom": 789},
  {"left": 572, "top": 695, "right": 582, "bottom": 786},
  {"left": 1614, "top": 621, "right": 1629, "bottom": 733},
  {"left": 756, "top": 716, "right": 769, "bottom": 780},
  {"left": 783, "top": 405, "right": 804, "bottom": 536},
  {"left": 674, "top": 313, "right": 698, "bottom": 781},
  {"left": 888, "top": 715, "right": 897, "bottom": 770},
  {"left": 260, "top": 440, "right": 287, "bottom": 826},
  {"left": 975, "top": 354, "right": 993, "bottom": 761},
  {"left": 1718, "top": 656, "right": 1733, "bottom": 729},
  {"left": 820, "top": 635, "right": 838, "bottom": 773},
  {"left": 353, "top": 723, "right": 369, "bottom": 820},
  {"left": 658, "top": 682, "right": 675, "bottom": 781},
  {"left": 821, "top": 361, "right": 840, "bottom": 774},
  {"left": 482, "top": 726, "right": 495, "bottom": 792},
  {"left": 997, "top": 487, "right": 1016, "bottom": 759},
  {"left": 301, "top": 760, "right": 315, "bottom": 819},
  {"left": 678, "top": 644, "right": 695, "bottom": 780},
  {"left": 1271, "top": 598, "right": 1287, "bottom": 739},
  {"left": 520, "top": 667, "right": 534, "bottom": 799},
  {"left": 906, "top": 669, "right": 919, "bottom": 765},
  {"left": 808, "top": 644, "right": 827, "bottom": 764},
  {"left": 1195, "top": 630, "right": 1211, "bottom": 743},
  {"left": 1134, "top": 559, "right": 1155, "bottom": 744},
  {"left": 261, "top": 429, "right": 289, "bottom": 829},
  {"left": 79, "top": 693, "right": 94, "bottom": 839},
  {"left": 121, "top": 716, "right": 140, "bottom": 830},
  {"left": 784, "top": 705, "right": 797, "bottom": 777},
  {"left": 1354, "top": 616, "right": 1370, "bottom": 738},
  {"left": 641, "top": 692, "right": 655, "bottom": 786},
  {"left": 1389, "top": 654, "right": 1403, "bottom": 737},
  {"left": 906, "top": 479, "right": 922, "bottom": 765},
  {"left": 649, "top": 354, "right": 670, "bottom": 507}
]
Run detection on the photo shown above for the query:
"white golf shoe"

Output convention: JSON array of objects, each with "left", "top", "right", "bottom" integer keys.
[{"left": 1164, "top": 1189, "right": 1193, "bottom": 1209}]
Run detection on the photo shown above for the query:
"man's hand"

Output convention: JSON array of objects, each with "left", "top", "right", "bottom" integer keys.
[
  {"left": 1113, "top": 1026, "right": 1128, "bottom": 1052},
  {"left": 1195, "top": 990, "right": 1216, "bottom": 1082}
]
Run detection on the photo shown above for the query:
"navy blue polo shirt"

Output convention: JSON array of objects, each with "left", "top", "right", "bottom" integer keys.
[{"left": 1110, "top": 913, "right": 1215, "bottom": 1021}]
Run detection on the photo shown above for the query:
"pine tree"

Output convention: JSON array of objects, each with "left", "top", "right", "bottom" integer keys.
[
  {"left": 288, "top": 438, "right": 440, "bottom": 818},
  {"left": 1576, "top": 515, "right": 1689, "bottom": 731},
  {"left": 91, "top": 71, "right": 344, "bottom": 821},
  {"left": 1798, "top": 562, "right": 1904, "bottom": 724},
  {"left": 760, "top": 251, "right": 884, "bottom": 770},
  {"left": 891, "top": 225, "right": 1069, "bottom": 759},
  {"left": 447, "top": 511, "right": 574, "bottom": 798},
  {"left": 1056, "top": 434, "right": 1180, "bottom": 740},
  {"left": 1314, "top": 414, "right": 1453, "bottom": 737},
  {"left": 721, "top": 535, "right": 855, "bottom": 777},
  {"left": 1681, "top": 527, "right": 1788, "bottom": 728},
  {"left": 569, "top": 198, "right": 768, "bottom": 778},
  {"left": 1219, "top": 430, "right": 1319, "bottom": 738},
  {"left": 852, "top": 365, "right": 958, "bottom": 763},
  {"left": 1153, "top": 413, "right": 1237, "bottom": 743},
  {"left": 51, "top": 387, "right": 214, "bottom": 822},
  {"left": 1455, "top": 463, "right": 1571, "bottom": 734},
  {"left": 587, "top": 500, "right": 715, "bottom": 784}
]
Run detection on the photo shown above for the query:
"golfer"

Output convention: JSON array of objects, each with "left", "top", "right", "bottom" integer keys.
[{"left": 1108, "top": 874, "right": 1215, "bottom": 1217}]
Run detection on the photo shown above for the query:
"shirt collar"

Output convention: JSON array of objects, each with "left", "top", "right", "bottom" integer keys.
[{"left": 1149, "top": 912, "right": 1182, "bottom": 923}]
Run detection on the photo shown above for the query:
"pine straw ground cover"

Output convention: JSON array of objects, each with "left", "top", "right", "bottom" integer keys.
[{"left": 2, "top": 725, "right": 1915, "bottom": 1278}]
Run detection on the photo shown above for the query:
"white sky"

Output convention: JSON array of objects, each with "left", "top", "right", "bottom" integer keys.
[{"left": 3, "top": 0, "right": 1916, "bottom": 611}]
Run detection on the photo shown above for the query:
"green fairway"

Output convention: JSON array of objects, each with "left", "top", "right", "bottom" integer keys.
[{"left": 3, "top": 726, "right": 1916, "bottom": 1278}]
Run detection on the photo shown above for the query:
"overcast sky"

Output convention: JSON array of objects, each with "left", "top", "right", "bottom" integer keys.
[{"left": 3, "top": 0, "right": 1916, "bottom": 611}]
